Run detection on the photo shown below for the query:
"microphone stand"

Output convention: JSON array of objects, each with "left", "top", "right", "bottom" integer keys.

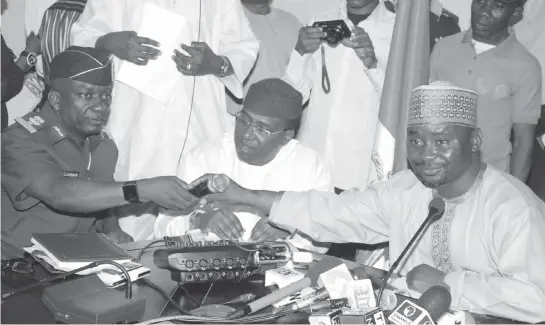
[
  {"left": 376, "top": 210, "right": 442, "bottom": 304},
  {"left": 1, "top": 260, "right": 133, "bottom": 300}
]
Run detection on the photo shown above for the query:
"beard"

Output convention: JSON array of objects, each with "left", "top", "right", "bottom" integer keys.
[
  {"left": 412, "top": 161, "right": 449, "bottom": 189},
  {"left": 415, "top": 174, "right": 447, "bottom": 189}
]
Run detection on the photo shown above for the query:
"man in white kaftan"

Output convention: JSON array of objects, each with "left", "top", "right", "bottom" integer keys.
[
  {"left": 155, "top": 78, "right": 332, "bottom": 253},
  {"left": 196, "top": 82, "right": 545, "bottom": 323},
  {"left": 225, "top": 0, "right": 301, "bottom": 115},
  {"left": 70, "top": 0, "right": 259, "bottom": 239},
  {"left": 286, "top": 0, "right": 395, "bottom": 190}
]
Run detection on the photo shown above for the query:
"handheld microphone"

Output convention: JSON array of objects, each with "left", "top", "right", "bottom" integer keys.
[
  {"left": 189, "top": 174, "right": 230, "bottom": 197},
  {"left": 304, "top": 297, "right": 349, "bottom": 312},
  {"left": 377, "top": 198, "right": 445, "bottom": 303},
  {"left": 363, "top": 308, "right": 387, "bottom": 325},
  {"left": 227, "top": 256, "right": 345, "bottom": 319},
  {"left": 416, "top": 285, "right": 452, "bottom": 322},
  {"left": 275, "top": 287, "right": 329, "bottom": 313},
  {"left": 388, "top": 286, "right": 451, "bottom": 325}
]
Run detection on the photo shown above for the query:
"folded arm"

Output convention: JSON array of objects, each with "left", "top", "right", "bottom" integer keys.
[{"left": 444, "top": 203, "right": 545, "bottom": 323}]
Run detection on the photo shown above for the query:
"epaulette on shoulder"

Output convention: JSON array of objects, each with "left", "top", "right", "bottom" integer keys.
[
  {"left": 14, "top": 112, "right": 47, "bottom": 134},
  {"left": 441, "top": 8, "right": 459, "bottom": 24}
]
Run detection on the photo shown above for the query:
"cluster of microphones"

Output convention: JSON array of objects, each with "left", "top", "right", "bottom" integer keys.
[
  {"left": 215, "top": 197, "right": 470, "bottom": 324},
  {"left": 219, "top": 255, "right": 462, "bottom": 325},
  {"left": 155, "top": 190, "right": 471, "bottom": 324}
]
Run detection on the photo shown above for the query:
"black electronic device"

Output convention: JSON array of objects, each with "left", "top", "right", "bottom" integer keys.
[
  {"left": 41, "top": 275, "right": 145, "bottom": 324},
  {"left": 154, "top": 240, "right": 291, "bottom": 283},
  {"left": 312, "top": 19, "right": 352, "bottom": 46}
]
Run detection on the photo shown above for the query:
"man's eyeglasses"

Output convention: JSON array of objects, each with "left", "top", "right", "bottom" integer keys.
[{"left": 235, "top": 112, "right": 288, "bottom": 137}]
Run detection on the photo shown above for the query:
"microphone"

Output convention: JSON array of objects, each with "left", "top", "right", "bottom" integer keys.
[
  {"left": 377, "top": 198, "right": 445, "bottom": 303},
  {"left": 388, "top": 286, "right": 451, "bottom": 325},
  {"left": 226, "top": 256, "right": 344, "bottom": 319},
  {"left": 189, "top": 174, "right": 230, "bottom": 197},
  {"left": 303, "top": 298, "right": 349, "bottom": 312},
  {"left": 363, "top": 308, "right": 387, "bottom": 325},
  {"left": 376, "top": 288, "right": 398, "bottom": 311},
  {"left": 416, "top": 285, "right": 452, "bottom": 322},
  {"left": 274, "top": 287, "right": 329, "bottom": 313}
]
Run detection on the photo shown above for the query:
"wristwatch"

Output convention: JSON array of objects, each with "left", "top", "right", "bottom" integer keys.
[
  {"left": 20, "top": 51, "right": 37, "bottom": 67},
  {"left": 122, "top": 181, "right": 142, "bottom": 203},
  {"left": 216, "top": 56, "right": 229, "bottom": 78}
]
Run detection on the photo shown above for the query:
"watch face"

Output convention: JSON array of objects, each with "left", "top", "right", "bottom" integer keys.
[{"left": 27, "top": 53, "right": 37, "bottom": 66}]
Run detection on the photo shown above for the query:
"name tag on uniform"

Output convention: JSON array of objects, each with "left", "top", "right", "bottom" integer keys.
[{"left": 63, "top": 171, "right": 80, "bottom": 178}]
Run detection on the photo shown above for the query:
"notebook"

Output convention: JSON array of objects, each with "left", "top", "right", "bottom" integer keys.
[{"left": 31, "top": 233, "right": 131, "bottom": 263}]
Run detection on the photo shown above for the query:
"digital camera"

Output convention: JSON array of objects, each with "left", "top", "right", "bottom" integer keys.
[{"left": 312, "top": 19, "right": 352, "bottom": 46}]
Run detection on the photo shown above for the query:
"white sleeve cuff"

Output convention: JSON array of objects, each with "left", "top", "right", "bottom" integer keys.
[{"left": 444, "top": 271, "right": 471, "bottom": 310}]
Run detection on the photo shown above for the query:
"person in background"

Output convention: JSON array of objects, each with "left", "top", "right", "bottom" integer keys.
[
  {"left": 430, "top": 0, "right": 541, "bottom": 183},
  {"left": 38, "top": 0, "right": 88, "bottom": 84},
  {"left": 155, "top": 78, "right": 331, "bottom": 253},
  {"left": 194, "top": 82, "right": 545, "bottom": 323},
  {"left": 512, "top": 0, "right": 545, "bottom": 200},
  {"left": 1, "top": 0, "right": 41, "bottom": 131},
  {"left": 286, "top": 0, "right": 395, "bottom": 192},
  {"left": 70, "top": 0, "right": 259, "bottom": 240},
  {"left": 226, "top": 0, "right": 301, "bottom": 115},
  {"left": 1, "top": 47, "right": 198, "bottom": 258}
]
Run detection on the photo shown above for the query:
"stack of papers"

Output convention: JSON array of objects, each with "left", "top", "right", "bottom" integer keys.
[{"left": 24, "top": 237, "right": 150, "bottom": 288}]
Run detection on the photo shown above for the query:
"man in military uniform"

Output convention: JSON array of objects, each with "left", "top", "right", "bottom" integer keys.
[{"left": 1, "top": 46, "right": 198, "bottom": 258}]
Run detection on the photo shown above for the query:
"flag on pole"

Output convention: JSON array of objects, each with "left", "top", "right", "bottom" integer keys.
[{"left": 369, "top": 0, "right": 430, "bottom": 183}]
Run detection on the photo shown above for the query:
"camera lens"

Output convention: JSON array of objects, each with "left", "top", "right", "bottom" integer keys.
[{"left": 326, "top": 27, "right": 343, "bottom": 46}]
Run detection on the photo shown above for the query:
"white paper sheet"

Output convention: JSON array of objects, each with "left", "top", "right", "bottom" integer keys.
[{"left": 115, "top": 2, "right": 193, "bottom": 105}]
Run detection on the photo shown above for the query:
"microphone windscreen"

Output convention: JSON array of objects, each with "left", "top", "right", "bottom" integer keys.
[
  {"left": 210, "top": 174, "right": 230, "bottom": 193},
  {"left": 429, "top": 197, "right": 446, "bottom": 217},
  {"left": 377, "top": 289, "right": 397, "bottom": 311},
  {"left": 306, "top": 256, "right": 344, "bottom": 285},
  {"left": 416, "top": 285, "right": 452, "bottom": 321}
]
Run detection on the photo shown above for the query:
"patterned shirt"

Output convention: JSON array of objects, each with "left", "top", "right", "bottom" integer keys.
[{"left": 38, "top": 0, "right": 88, "bottom": 84}]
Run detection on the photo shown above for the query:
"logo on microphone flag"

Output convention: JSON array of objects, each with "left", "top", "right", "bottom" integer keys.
[
  {"left": 388, "top": 300, "right": 434, "bottom": 325},
  {"left": 364, "top": 308, "right": 387, "bottom": 325}
]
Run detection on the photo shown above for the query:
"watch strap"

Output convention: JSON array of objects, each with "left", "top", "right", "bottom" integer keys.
[{"left": 123, "top": 181, "right": 142, "bottom": 203}]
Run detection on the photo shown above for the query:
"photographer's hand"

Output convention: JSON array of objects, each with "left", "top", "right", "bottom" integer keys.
[
  {"left": 342, "top": 27, "right": 377, "bottom": 69},
  {"left": 295, "top": 26, "right": 327, "bottom": 56}
]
